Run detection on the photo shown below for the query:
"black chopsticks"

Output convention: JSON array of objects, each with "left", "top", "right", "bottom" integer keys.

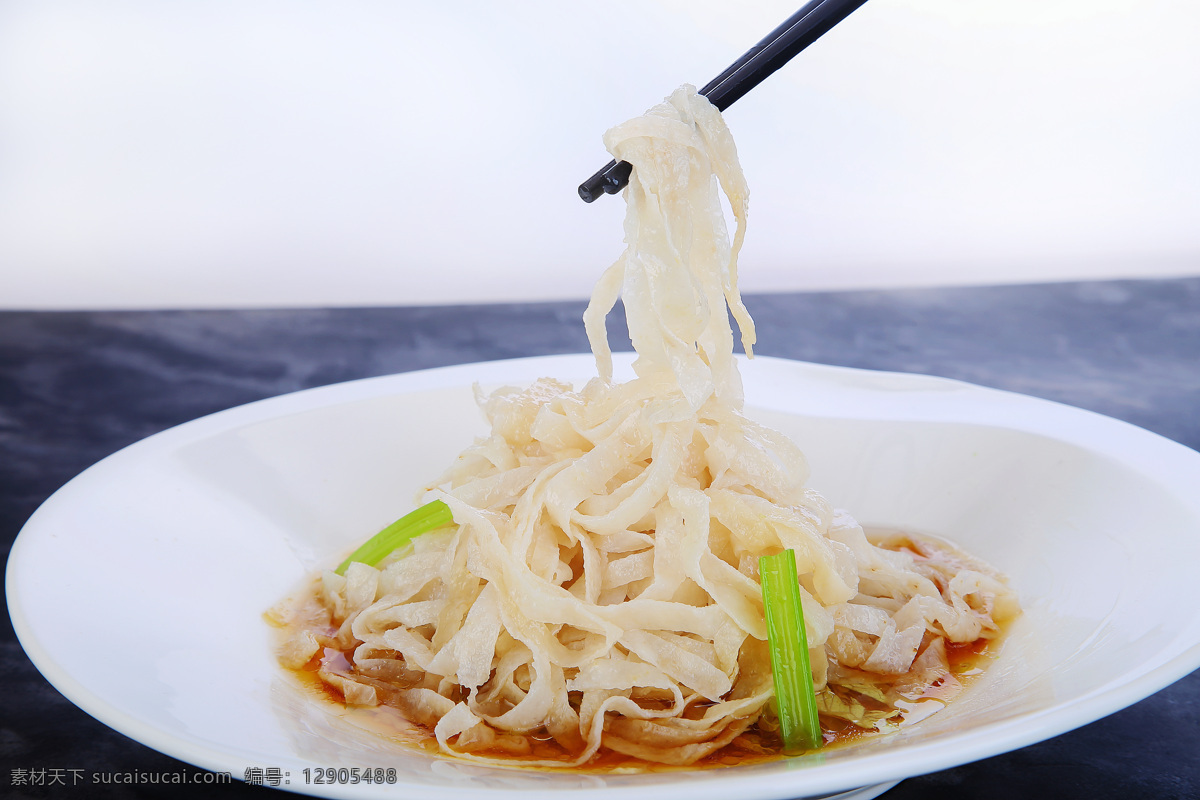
[{"left": 577, "top": 0, "right": 870, "bottom": 203}]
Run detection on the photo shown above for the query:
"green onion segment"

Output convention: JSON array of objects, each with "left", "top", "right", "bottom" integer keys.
[
  {"left": 759, "top": 548, "right": 823, "bottom": 752},
  {"left": 335, "top": 500, "right": 454, "bottom": 575}
]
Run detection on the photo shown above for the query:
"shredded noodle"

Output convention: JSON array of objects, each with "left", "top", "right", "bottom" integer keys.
[{"left": 272, "top": 86, "right": 1019, "bottom": 767}]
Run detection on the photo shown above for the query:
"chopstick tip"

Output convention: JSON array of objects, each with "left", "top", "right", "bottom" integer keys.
[{"left": 578, "top": 160, "right": 633, "bottom": 203}]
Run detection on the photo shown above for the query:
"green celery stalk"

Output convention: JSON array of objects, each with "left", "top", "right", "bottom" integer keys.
[
  {"left": 760, "top": 548, "right": 823, "bottom": 752},
  {"left": 335, "top": 500, "right": 454, "bottom": 575}
]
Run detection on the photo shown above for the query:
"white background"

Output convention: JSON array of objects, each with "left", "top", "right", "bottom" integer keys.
[{"left": 1, "top": 0, "right": 1197, "bottom": 310}]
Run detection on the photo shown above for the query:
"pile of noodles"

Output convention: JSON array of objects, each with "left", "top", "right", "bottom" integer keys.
[{"left": 273, "top": 86, "right": 1019, "bottom": 767}]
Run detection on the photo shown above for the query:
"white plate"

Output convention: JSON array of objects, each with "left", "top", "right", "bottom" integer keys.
[{"left": 9, "top": 354, "right": 1200, "bottom": 800}]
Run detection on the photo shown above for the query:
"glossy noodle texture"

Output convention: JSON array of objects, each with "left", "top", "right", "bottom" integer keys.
[{"left": 273, "top": 86, "right": 1019, "bottom": 767}]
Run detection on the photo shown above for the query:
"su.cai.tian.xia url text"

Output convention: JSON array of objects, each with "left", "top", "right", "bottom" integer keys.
[{"left": 9, "top": 768, "right": 233, "bottom": 787}]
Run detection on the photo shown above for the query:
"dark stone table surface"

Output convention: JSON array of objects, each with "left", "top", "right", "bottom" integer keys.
[{"left": 3, "top": 277, "right": 1199, "bottom": 799}]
